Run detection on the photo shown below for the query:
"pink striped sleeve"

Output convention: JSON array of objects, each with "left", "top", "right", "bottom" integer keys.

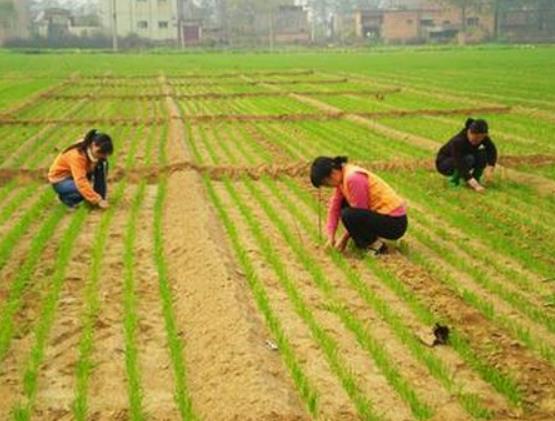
[{"left": 326, "top": 187, "right": 344, "bottom": 237}]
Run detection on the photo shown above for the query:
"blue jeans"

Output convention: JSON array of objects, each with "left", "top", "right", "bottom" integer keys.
[
  {"left": 53, "top": 178, "right": 84, "bottom": 207},
  {"left": 52, "top": 161, "right": 108, "bottom": 207}
]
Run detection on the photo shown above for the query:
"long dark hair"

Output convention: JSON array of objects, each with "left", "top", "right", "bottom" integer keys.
[
  {"left": 310, "top": 156, "right": 348, "bottom": 188},
  {"left": 64, "top": 129, "right": 114, "bottom": 158}
]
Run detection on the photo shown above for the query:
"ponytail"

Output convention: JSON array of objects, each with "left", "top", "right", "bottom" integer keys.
[
  {"left": 64, "top": 129, "right": 114, "bottom": 158},
  {"left": 332, "top": 156, "right": 348, "bottom": 167},
  {"left": 310, "top": 156, "right": 348, "bottom": 188}
]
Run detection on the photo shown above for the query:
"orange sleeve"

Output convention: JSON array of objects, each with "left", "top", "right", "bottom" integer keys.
[{"left": 68, "top": 153, "right": 101, "bottom": 204}]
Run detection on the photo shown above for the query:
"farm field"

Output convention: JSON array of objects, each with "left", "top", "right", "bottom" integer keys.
[{"left": 0, "top": 47, "right": 554, "bottom": 420}]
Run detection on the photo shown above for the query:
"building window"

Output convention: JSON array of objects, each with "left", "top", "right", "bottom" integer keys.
[
  {"left": 467, "top": 17, "right": 479, "bottom": 26},
  {"left": 137, "top": 0, "right": 147, "bottom": 2},
  {"left": 137, "top": 21, "right": 148, "bottom": 29},
  {"left": 443, "top": 20, "right": 451, "bottom": 25},
  {"left": 406, "top": 19, "right": 413, "bottom": 24},
  {"left": 159, "top": 21, "right": 168, "bottom": 29}
]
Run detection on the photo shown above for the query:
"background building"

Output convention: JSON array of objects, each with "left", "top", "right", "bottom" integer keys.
[
  {"left": 274, "top": 5, "right": 310, "bottom": 44},
  {"left": 33, "top": 7, "right": 102, "bottom": 39},
  {"left": 380, "top": 6, "right": 494, "bottom": 44},
  {"left": 498, "top": 3, "right": 555, "bottom": 42},
  {"left": 332, "top": 0, "right": 554, "bottom": 44},
  {"left": 0, "top": 0, "right": 30, "bottom": 45},
  {"left": 99, "top": 0, "right": 182, "bottom": 44}
]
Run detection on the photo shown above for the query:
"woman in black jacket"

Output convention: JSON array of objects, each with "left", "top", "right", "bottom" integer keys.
[{"left": 436, "top": 118, "right": 497, "bottom": 192}]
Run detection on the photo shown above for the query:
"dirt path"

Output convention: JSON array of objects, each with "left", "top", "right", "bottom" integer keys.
[
  {"left": 134, "top": 184, "right": 180, "bottom": 419},
  {"left": 159, "top": 75, "right": 309, "bottom": 419}
]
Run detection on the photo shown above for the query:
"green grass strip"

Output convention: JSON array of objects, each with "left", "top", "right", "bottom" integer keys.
[
  {"left": 118, "top": 122, "right": 153, "bottom": 420},
  {"left": 0, "top": 205, "right": 66, "bottom": 360},
  {"left": 410, "top": 214, "right": 555, "bottom": 334},
  {"left": 406, "top": 237, "right": 555, "bottom": 367},
  {"left": 0, "top": 188, "right": 54, "bottom": 274},
  {"left": 12, "top": 207, "right": 88, "bottom": 420},
  {"left": 247, "top": 176, "right": 433, "bottom": 420},
  {"left": 224, "top": 177, "right": 379, "bottom": 420},
  {"left": 283, "top": 177, "right": 520, "bottom": 413},
  {"left": 72, "top": 124, "right": 148, "bottom": 420},
  {"left": 391, "top": 171, "right": 552, "bottom": 279},
  {"left": 72, "top": 183, "right": 127, "bottom": 421},
  {"left": 408, "top": 206, "right": 548, "bottom": 304},
  {"left": 121, "top": 180, "right": 147, "bottom": 420},
  {"left": 0, "top": 184, "right": 39, "bottom": 227},
  {"left": 0, "top": 181, "right": 17, "bottom": 205}
]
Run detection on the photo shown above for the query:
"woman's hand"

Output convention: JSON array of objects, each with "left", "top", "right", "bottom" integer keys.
[
  {"left": 98, "top": 199, "right": 109, "bottom": 209},
  {"left": 325, "top": 235, "right": 335, "bottom": 251},
  {"left": 468, "top": 178, "right": 485, "bottom": 193},
  {"left": 483, "top": 166, "right": 495, "bottom": 185},
  {"left": 336, "top": 232, "right": 350, "bottom": 253}
]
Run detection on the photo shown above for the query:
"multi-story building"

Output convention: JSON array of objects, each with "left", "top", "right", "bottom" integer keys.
[
  {"left": 0, "top": 0, "right": 30, "bottom": 45},
  {"left": 99, "top": 0, "right": 183, "bottom": 43}
]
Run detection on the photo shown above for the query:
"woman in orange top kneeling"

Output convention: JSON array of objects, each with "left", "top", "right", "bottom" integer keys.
[
  {"left": 310, "top": 156, "right": 407, "bottom": 255},
  {"left": 48, "top": 129, "right": 114, "bottom": 210}
]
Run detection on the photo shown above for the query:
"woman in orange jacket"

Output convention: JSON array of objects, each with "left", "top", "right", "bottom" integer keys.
[
  {"left": 310, "top": 156, "right": 407, "bottom": 255},
  {"left": 48, "top": 129, "right": 113, "bottom": 209}
]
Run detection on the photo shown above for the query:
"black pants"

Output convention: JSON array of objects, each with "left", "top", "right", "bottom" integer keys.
[
  {"left": 436, "top": 149, "right": 487, "bottom": 178},
  {"left": 91, "top": 160, "right": 108, "bottom": 199},
  {"left": 341, "top": 207, "right": 408, "bottom": 249}
]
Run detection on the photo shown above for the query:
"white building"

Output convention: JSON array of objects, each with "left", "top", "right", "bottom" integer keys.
[
  {"left": 0, "top": 0, "right": 30, "bottom": 44},
  {"left": 100, "top": 0, "right": 183, "bottom": 42}
]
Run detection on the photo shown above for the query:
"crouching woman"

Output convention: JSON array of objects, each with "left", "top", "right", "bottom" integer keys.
[
  {"left": 48, "top": 129, "right": 113, "bottom": 210},
  {"left": 310, "top": 156, "right": 408, "bottom": 255}
]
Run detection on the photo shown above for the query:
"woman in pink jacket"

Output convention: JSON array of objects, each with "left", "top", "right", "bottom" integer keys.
[{"left": 310, "top": 156, "right": 408, "bottom": 255}]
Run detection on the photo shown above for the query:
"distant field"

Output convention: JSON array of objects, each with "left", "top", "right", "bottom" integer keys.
[{"left": 0, "top": 46, "right": 554, "bottom": 420}]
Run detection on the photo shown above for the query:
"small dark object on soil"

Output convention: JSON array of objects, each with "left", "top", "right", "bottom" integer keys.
[{"left": 432, "top": 323, "right": 450, "bottom": 346}]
